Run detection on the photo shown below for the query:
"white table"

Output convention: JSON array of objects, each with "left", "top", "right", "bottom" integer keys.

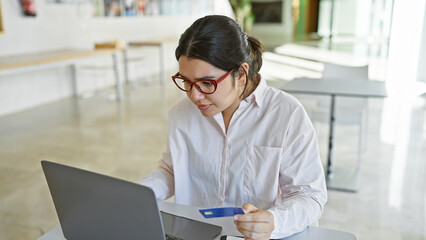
[
  {"left": 281, "top": 78, "right": 387, "bottom": 192},
  {"left": 38, "top": 201, "right": 356, "bottom": 240},
  {"left": 124, "top": 39, "right": 178, "bottom": 84},
  {"left": 0, "top": 49, "right": 123, "bottom": 100}
]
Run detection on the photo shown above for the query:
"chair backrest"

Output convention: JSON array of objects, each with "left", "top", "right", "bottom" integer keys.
[
  {"left": 319, "top": 63, "right": 369, "bottom": 110},
  {"left": 322, "top": 63, "right": 369, "bottom": 80}
]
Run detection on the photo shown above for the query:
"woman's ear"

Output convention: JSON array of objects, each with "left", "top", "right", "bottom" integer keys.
[{"left": 237, "top": 62, "right": 250, "bottom": 87}]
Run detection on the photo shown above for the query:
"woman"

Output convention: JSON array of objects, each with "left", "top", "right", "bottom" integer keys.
[{"left": 141, "top": 15, "right": 327, "bottom": 240}]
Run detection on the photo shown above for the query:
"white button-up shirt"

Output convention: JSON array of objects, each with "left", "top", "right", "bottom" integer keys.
[{"left": 141, "top": 77, "right": 327, "bottom": 239}]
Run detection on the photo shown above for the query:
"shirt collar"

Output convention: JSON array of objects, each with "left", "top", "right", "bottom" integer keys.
[{"left": 243, "top": 75, "right": 267, "bottom": 107}]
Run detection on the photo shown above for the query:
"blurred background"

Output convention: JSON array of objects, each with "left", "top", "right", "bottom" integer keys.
[{"left": 0, "top": 0, "right": 425, "bottom": 239}]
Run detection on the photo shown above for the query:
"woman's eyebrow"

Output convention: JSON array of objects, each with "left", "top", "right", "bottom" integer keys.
[{"left": 179, "top": 73, "right": 216, "bottom": 80}]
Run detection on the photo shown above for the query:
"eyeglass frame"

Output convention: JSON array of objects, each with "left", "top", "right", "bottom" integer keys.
[{"left": 171, "top": 68, "right": 235, "bottom": 94}]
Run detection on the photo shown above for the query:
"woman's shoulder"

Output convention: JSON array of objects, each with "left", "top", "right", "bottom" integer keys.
[
  {"left": 263, "top": 85, "right": 304, "bottom": 110},
  {"left": 262, "top": 85, "right": 312, "bottom": 128}
]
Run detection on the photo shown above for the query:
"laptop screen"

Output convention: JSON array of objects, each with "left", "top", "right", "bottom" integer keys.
[{"left": 161, "top": 211, "right": 223, "bottom": 239}]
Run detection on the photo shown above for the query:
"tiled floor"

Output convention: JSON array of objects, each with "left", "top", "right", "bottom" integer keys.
[
  {"left": 0, "top": 80, "right": 184, "bottom": 239},
  {"left": 1, "top": 56, "right": 426, "bottom": 239}
]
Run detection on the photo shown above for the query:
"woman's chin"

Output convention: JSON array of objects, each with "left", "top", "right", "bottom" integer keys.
[{"left": 199, "top": 108, "right": 218, "bottom": 117}]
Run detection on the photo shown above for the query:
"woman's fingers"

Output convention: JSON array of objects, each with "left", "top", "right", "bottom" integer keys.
[{"left": 234, "top": 204, "right": 274, "bottom": 240}]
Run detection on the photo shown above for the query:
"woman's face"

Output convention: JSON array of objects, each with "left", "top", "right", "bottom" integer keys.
[{"left": 178, "top": 56, "right": 245, "bottom": 118}]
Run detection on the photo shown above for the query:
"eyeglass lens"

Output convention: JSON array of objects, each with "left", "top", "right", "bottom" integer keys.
[{"left": 174, "top": 78, "right": 216, "bottom": 94}]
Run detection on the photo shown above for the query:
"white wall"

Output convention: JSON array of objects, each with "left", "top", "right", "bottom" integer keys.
[
  {"left": 417, "top": 2, "right": 426, "bottom": 84},
  {"left": 386, "top": 0, "right": 426, "bottom": 96},
  {"left": 318, "top": 0, "right": 393, "bottom": 38},
  {"left": 0, "top": 1, "right": 206, "bottom": 56},
  {"left": 318, "top": 0, "right": 357, "bottom": 36},
  {"left": 250, "top": 0, "right": 293, "bottom": 49},
  {"left": 0, "top": 0, "right": 232, "bottom": 117}
]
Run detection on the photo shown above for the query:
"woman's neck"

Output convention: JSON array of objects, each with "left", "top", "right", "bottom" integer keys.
[
  {"left": 222, "top": 98, "right": 242, "bottom": 133},
  {"left": 222, "top": 74, "right": 261, "bottom": 133},
  {"left": 242, "top": 74, "right": 260, "bottom": 100}
]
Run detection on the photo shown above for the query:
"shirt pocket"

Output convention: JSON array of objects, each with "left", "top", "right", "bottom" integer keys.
[{"left": 244, "top": 144, "right": 282, "bottom": 206}]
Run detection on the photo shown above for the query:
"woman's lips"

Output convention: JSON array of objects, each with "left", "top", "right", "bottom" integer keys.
[{"left": 197, "top": 104, "right": 211, "bottom": 111}]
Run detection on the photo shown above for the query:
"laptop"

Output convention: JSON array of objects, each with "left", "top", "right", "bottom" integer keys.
[{"left": 41, "top": 160, "right": 222, "bottom": 240}]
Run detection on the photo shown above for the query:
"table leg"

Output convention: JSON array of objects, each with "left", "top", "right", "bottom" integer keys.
[
  {"left": 159, "top": 44, "right": 165, "bottom": 84},
  {"left": 70, "top": 64, "right": 78, "bottom": 98},
  {"left": 123, "top": 49, "right": 129, "bottom": 84},
  {"left": 326, "top": 95, "right": 359, "bottom": 193},
  {"left": 326, "top": 95, "right": 336, "bottom": 180},
  {"left": 112, "top": 52, "right": 122, "bottom": 101}
]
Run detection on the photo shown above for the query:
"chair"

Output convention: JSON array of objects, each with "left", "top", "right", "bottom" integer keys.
[
  {"left": 322, "top": 62, "right": 369, "bottom": 79},
  {"left": 313, "top": 63, "right": 369, "bottom": 169}
]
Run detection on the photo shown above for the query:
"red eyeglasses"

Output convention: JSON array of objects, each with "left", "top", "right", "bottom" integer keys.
[{"left": 171, "top": 69, "right": 235, "bottom": 94}]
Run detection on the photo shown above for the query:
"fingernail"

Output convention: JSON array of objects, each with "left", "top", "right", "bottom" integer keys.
[{"left": 234, "top": 215, "right": 239, "bottom": 220}]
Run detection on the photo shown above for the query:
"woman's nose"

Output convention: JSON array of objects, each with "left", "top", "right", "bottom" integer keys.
[{"left": 188, "top": 85, "right": 205, "bottom": 101}]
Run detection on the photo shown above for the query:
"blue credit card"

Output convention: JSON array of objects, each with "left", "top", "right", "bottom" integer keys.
[{"left": 199, "top": 207, "right": 245, "bottom": 218}]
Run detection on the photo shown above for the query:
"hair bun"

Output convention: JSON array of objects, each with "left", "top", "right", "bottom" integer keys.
[{"left": 247, "top": 36, "right": 265, "bottom": 75}]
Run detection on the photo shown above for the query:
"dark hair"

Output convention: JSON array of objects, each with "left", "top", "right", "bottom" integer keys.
[{"left": 175, "top": 15, "right": 264, "bottom": 95}]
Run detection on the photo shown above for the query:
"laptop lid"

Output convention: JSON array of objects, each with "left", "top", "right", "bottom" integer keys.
[{"left": 41, "top": 160, "right": 222, "bottom": 240}]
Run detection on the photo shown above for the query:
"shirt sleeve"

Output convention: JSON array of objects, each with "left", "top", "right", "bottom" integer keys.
[
  {"left": 268, "top": 106, "right": 328, "bottom": 239},
  {"left": 139, "top": 143, "right": 175, "bottom": 200}
]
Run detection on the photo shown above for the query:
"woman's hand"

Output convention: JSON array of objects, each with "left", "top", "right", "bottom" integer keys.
[{"left": 233, "top": 203, "right": 274, "bottom": 240}]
